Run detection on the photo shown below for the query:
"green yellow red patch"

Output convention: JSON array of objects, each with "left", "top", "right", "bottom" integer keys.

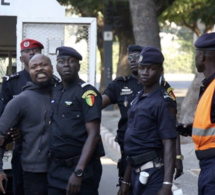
[
  {"left": 82, "top": 90, "right": 97, "bottom": 106},
  {"left": 167, "top": 87, "right": 176, "bottom": 101}
]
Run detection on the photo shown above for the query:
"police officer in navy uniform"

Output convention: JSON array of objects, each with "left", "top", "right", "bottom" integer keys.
[
  {"left": 48, "top": 46, "right": 104, "bottom": 195},
  {"left": 103, "top": 45, "right": 182, "bottom": 189},
  {"left": 102, "top": 45, "right": 143, "bottom": 186},
  {"left": 177, "top": 32, "right": 215, "bottom": 195},
  {"left": 119, "top": 46, "right": 177, "bottom": 195},
  {"left": 0, "top": 39, "right": 44, "bottom": 195}
]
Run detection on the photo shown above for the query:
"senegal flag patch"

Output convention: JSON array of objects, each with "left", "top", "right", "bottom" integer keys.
[
  {"left": 167, "top": 87, "right": 176, "bottom": 101},
  {"left": 82, "top": 90, "right": 97, "bottom": 106}
]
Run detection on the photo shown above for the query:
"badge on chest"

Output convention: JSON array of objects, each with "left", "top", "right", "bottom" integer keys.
[{"left": 120, "top": 87, "right": 133, "bottom": 96}]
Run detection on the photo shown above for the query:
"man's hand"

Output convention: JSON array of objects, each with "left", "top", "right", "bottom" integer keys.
[
  {"left": 0, "top": 172, "right": 7, "bottom": 194},
  {"left": 66, "top": 173, "right": 82, "bottom": 195},
  {"left": 174, "top": 159, "right": 183, "bottom": 180},
  {"left": 117, "top": 183, "right": 130, "bottom": 195},
  {"left": 176, "top": 123, "right": 192, "bottom": 136},
  {"left": 7, "top": 127, "right": 22, "bottom": 141},
  {"left": 157, "top": 185, "right": 172, "bottom": 195}
]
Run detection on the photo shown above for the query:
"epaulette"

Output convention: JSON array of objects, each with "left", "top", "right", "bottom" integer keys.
[
  {"left": 80, "top": 82, "right": 90, "bottom": 88},
  {"left": 2, "top": 73, "right": 19, "bottom": 82},
  {"left": 53, "top": 75, "right": 61, "bottom": 83},
  {"left": 115, "top": 76, "right": 129, "bottom": 82},
  {"left": 161, "top": 87, "right": 176, "bottom": 101}
]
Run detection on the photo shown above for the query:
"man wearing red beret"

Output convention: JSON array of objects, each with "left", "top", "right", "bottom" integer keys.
[{"left": 0, "top": 38, "right": 44, "bottom": 195}]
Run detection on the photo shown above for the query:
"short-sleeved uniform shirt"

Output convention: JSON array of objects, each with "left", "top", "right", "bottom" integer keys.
[
  {"left": 103, "top": 75, "right": 142, "bottom": 144},
  {"left": 49, "top": 78, "right": 102, "bottom": 159},
  {"left": 124, "top": 86, "right": 177, "bottom": 158}
]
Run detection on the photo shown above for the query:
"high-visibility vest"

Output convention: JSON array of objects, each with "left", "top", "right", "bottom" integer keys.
[{"left": 192, "top": 79, "right": 215, "bottom": 151}]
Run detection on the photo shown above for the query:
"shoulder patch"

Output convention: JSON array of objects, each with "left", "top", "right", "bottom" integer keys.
[
  {"left": 3, "top": 73, "right": 19, "bottom": 82},
  {"left": 161, "top": 87, "right": 176, "bottom": 101},
  {"left": 167, "top": 87, "right": 176, "bottom": 101},
  {"left": 82, "top": 90, "right": 97, "bottom": 106}
]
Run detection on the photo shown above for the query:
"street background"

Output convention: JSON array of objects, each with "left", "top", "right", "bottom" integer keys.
[{"left": 99, "top": 74, "right": 199, "bottom": 195}]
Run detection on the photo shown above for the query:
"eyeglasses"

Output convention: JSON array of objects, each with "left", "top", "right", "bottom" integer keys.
[
  {"left": 21, "top": 48, "right": 41, "bottom": 54},
  {"left": 57, "top": 58, "right": 78, "bottom": 65},
  {"left": 128, "top": 53, "right": 140, "bottom": 63}
]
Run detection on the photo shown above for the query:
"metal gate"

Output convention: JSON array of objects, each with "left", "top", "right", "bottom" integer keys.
[{"left": 17, "top": 17, "right": 97, "bottom": 85}]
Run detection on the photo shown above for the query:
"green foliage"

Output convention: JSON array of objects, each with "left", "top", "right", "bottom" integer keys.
[
  {"left": 161, "top": 25, "right": 195, "bottom": 73},
  {"left": 160, "top": 0, "right": 215, "bottom": 32}
]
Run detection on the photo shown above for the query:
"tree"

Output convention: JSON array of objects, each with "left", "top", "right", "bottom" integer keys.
[
  {"left": 57, "top": 0, "right": 135, "bottom": 92},
  {"left": 129, "top": 0, "right": 175, "bottom": 48}
]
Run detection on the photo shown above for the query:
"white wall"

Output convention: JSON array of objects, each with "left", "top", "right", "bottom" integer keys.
[{"left": 0, "top": 0, "right": 65, "bottom": 17}]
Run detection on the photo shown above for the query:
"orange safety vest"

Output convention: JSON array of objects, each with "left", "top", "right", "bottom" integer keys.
[{"left": 192, "top": 79, "right": 215, "bottom": 151}]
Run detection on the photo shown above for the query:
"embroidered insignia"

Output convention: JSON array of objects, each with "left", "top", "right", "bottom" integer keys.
[
  {"left": 82, "top": 90, "right": 97, "bottom": 98},
  {"left": 85, "top": 94, "right": 95, "bottom": 106},
  {"left": 124, "top": 100, "right": 129, "bottom": 107},
  {"left": 82, "top": 90, "right": 97, "bottom": 107},
  {"left": 167, "top": 87, "right": 176, "bottom": 101},
  {"left": 139, "top": 55, "right": 143, "bottom": 62},
  {"left": 65, "top": 101, "right": 72, "bottom": 106},
  {"left": 24, "top": 41, "right": 30, "bottom": 47}
]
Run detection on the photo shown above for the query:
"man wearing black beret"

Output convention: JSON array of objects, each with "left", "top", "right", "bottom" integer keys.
[
  {"left": 47, "top": 46, "right": 105, "bottom": 195},
  {"left": 102, "top": 45, "right": 144, "bottom": 190},
  {"left": 103, "top": 45, "right": 183, "bottom": 191},
  {"left": 119, "top": 46, "right": 177, "bottom": 195},
  {"left": 191, "top": 32, "right": 215, "bottom": 195}
]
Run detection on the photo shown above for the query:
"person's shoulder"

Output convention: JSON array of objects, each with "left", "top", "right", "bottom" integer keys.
[
  {"left": 79, "top": 81, "right": 101, "bottom": 97},
  {"left": 158, "top": 86, "right": 177, "bottom": 110},
  {"left": 114, "top": 75, "right": 131, "bottom": 82},
  {"left": 2, "top": 72, "right": 20, "bottom": 83}
]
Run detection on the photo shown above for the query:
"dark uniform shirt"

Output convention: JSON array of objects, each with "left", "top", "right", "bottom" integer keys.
[
  {"left": 0, "top": 69, "right": 31, "bottom": 115},
  {"left": 199, "top": 72, "right": 215, "bottom": 123},
  {"left": 124, "top": 86, "right": 177, "bottom": 158},
  {"left": 49, "top": 78, "right": 102, "bottom": 159},
  {"left": 103, "top": 75, "right": 142, "bottom": 144}
]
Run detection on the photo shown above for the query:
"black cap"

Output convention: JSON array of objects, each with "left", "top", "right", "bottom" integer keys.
[
  {"left": 56, "top": 46, "right": 82, "bottom": 60},
  {"left": 138, "top": 46, "right": 164, "bottom": 65},
  {"left": 194, "top": 32, "right": 215, "bottom": 50},
  {"left": 127, "top": 45, "right": 144, "bottom": 53}
]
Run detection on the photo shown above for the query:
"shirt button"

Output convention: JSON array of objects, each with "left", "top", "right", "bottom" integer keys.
[
  {"left": 77, "top": 115, "right": 80, "bottom": 117},
  {"left": 62, "top": 114, "right": 65, "bottom": 117}
]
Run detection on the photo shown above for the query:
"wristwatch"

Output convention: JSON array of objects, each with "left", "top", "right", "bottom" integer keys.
[
  {"left": 74, "top": 169, "right": 84, "bottom": 178},
  {"left": 176, "top": 155, "right": 184, "bottom": 161}
]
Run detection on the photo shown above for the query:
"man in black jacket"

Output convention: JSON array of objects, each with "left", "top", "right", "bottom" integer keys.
[{"left": 0, "top": 54, "right": 57, "bottom": 195}]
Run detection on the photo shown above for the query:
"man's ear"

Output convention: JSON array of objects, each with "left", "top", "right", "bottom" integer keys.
[
  {"left": 200, "top": 51, "right": 205, "bottom": 61},
  {"left": 77, "top": 63, "right": 80, "bottom": 72},
  {"left": 20, "top": 56, "right": 23, "bottom": 63}
]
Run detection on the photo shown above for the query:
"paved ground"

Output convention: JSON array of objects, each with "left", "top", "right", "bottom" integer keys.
[{"left": 100, "top": 74, "right": 199, "bottom": 195}]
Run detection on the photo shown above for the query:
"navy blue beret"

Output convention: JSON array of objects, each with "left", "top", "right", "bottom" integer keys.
[
  {"left": 127, "top": 45, "right": 144, "bottom": 53},
  {"left": 194, "top": 32, "right": 215, "bottom": 50},
  {"left": 138, "top": 46, "right": 164, "bottom": 65},
  {"left": 56, "top": 46, "right": 82, "bottom": 60}
]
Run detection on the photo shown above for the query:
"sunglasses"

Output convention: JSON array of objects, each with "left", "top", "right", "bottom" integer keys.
[{"left": 128, "top": 54, "right": 140, "bottom": 63}]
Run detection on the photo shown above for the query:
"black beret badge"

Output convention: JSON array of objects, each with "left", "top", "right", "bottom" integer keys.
[{"left": 82, "top": 90, "right": 97, "bottom": 106}]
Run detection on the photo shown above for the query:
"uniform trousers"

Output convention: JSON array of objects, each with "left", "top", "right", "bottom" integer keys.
[
  {"left": 131, "top": 166, "right": 164, "bottom": 195},
  {"left": 198, "top": 157, "right": 215, "bottom": 195},
  {"left": 23, "top": 171, "right": 48, "bottom": 195},
  {"left": 48, "top": 158, "right": 102, "bottom": 195}
]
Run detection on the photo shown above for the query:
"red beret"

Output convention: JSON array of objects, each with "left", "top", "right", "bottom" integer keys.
[{"left": 20, "top": 39, "right": 44, "bottom": 51}]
